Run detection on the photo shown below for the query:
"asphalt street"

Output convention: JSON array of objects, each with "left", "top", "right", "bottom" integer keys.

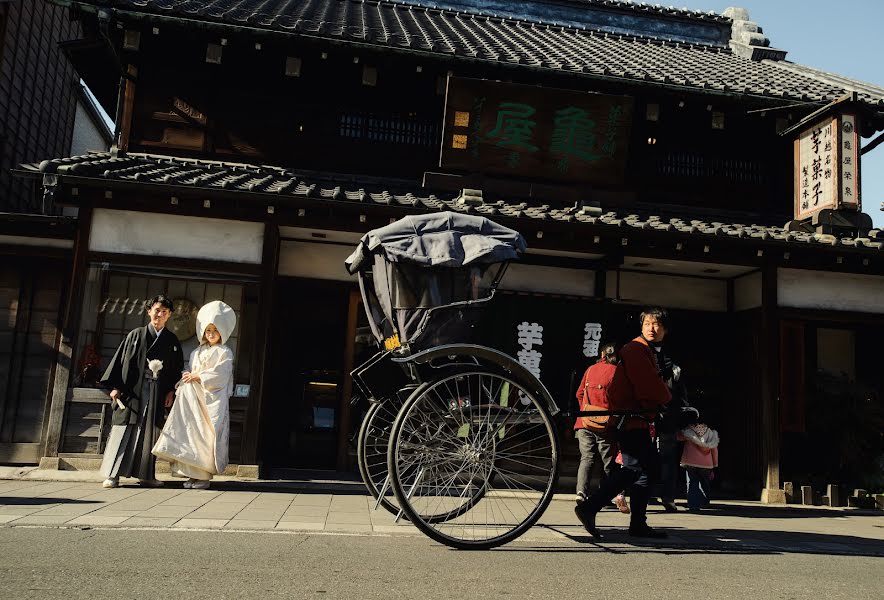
[{"left": 1, "top": 526, "right": 882, "bottom": 600}]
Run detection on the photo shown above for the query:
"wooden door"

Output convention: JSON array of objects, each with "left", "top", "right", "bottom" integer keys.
[{"left": 0, "top": 259, "right": 65, "bottom": 463}]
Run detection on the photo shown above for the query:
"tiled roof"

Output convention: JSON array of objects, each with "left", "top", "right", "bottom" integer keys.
[
  {"left": 25, "top": 151, "right": 884, "bottom": 252},
  {"left": 63, "top": 0, "right": 884, "bottom": 108},
  {"left": 423, "top": 1, "right": 732, "bottom": 24}
]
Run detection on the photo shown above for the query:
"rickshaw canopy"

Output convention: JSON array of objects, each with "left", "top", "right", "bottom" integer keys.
[{"left": 345, "top": 211, "right": 527, "bottom": 274}]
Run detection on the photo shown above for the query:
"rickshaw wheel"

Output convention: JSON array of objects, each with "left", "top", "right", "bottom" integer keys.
[
  {"left": 357, "top": 397, "right": 407, "bottom": 518},
  {"left": 387, "top": 367, "right": 559, "bottom": 550},
  {"left": 359, "top": 382, "right": 489, "bottom": 523}
]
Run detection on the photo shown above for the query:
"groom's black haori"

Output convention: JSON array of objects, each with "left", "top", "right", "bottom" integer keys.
[{"left": 99, "top": 294, "right": 184, "bottom": 481}]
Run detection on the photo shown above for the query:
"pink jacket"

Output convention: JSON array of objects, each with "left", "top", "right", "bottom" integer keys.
[{"left": 677, "top": 424, "right": 719, "bottom": 469}]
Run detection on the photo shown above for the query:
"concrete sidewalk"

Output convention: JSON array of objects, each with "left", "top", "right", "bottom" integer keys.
[{"left": 2, "top": 467, "right": 883, "bottom": 556}]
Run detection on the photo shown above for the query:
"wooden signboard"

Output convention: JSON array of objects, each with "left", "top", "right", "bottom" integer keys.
[
  {"left": 793, "top": 112, "right": 862, "bottom": 220},
  {"left": 440, "top": 77, "right": 633, "bottom": 184}
]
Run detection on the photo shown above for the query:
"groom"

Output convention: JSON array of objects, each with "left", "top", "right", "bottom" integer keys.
[{"left": 99, "top": 294, "right": 184, "bottom": 488}]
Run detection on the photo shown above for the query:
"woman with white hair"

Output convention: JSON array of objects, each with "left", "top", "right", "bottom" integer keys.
[{"left": 153, "top": 300, "right": 236, "bottom": 489}]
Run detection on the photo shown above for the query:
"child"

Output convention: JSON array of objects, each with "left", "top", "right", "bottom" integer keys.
[
  {"left": 677, "top": 423, "right": 719, "bottom": 511},
  {"left": 153, "top": 300, "right": 236, "bottom": 490},
  {"left": 612, "top": 450, "right": 630, "bottom": 514}
]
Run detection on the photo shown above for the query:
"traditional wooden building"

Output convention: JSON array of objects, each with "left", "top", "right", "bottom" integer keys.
[
  {"left": 17, "top": 0, "right": 884, "bottom": 499},
  {"left": 0, "top": 0, "right": 112, "bottom": 465}
]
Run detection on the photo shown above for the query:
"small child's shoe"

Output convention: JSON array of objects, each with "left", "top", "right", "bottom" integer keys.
[
  {"left": 190, "top": 479, "right": 210, "bottom": 490},
  {"left": 575, "top": 491, "right": 587, "bottom": 505},
  {"left": 102, "top": 477, "right": 119, "bottom": 489},
  {"left": 614, "top": 494, "right": 631, "bottom": 514}
]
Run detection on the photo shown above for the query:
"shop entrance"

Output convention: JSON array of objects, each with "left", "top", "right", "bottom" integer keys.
[{"left": 263, "top": 278, "right": 368, "bottom": 472}]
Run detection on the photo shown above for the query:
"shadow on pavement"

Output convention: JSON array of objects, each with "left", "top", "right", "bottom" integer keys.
[
  {"left": 513, "top": 525, "right": 884, "bottom": 558},
  {"left": 0, "top": 497, "right": 101, "bottom": 506}
]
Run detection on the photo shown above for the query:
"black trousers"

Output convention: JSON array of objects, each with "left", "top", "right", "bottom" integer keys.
[{"left": 585, "top": 428, "right": 660, "bottom": 528}]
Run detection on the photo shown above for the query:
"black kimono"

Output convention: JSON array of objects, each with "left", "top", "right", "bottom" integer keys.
[{"left": 99, "top": 325, "right": 184, "bottom": 481}]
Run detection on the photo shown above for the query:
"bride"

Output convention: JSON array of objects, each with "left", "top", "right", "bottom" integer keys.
[{"left": 153, "top": 300, "right": 236, "bottom": 489}]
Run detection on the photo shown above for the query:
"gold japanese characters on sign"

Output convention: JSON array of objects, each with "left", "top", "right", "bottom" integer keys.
[
  {"left": 794, "top": 112, "right": 862, "bottom": 220},
  {"left": 440, "top": 77, "right": 634, "bottom": 184}
]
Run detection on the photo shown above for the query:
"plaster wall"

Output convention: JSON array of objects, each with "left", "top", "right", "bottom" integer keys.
[
  {"left": 89, "top": 209, "right": 264, "bottom": 263},
  {"left": 499, "top": 263, "right": 595, "bottom": 296},
  {"left": 606, "top": 270, "right": 727, "bottom": 312},
  {"left": 734, "top": 272, "right": 762, "bottom": 311},
  {"left": 278, "top": 240, "right": 596, "bottom": 295},
  {"left": 778, "top": 268, "right": 884, "bottom": 313},
  {"left": 70, "top": 101, "right": 109, "bottom": 156},
  {"left": 278, "top": 241, "right": 353, "bottom": 281}
]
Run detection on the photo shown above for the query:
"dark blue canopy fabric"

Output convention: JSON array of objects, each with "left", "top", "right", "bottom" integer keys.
[{"left": 345, "top": 211, "right": 527, "bottom": 274}]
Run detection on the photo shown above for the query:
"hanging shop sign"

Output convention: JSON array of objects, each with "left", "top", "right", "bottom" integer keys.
[{"left": 793, "top": 112, "right": 862, "bottom": 220}]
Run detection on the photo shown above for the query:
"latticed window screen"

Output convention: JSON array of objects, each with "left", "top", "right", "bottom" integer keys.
[
  {"left": 77, "top": 266, "right": 245, "bottom": 386},
  {"left": 339, "top": 112, "right": 440, "bottom": 146},
  {"left": 67, "top": 265, "right": 253, "bottom": 459}
]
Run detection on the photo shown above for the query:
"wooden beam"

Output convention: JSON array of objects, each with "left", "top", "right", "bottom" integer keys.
[
  {"left": 759, "top": 263, "right": 785, "bottom": 503},
  {"left": 117, "top": 64, "right": 137, "bottom": 153},
  {"left": 239, "top": 223, "right": 279, "bottom": 466},
  {"left": 860, "top": 130, "right": 884, "bottom": 156},
  {"left": 43, "top": 206, "right": 93, "bottom": 459},
  {"left": 336, "top": 289, "right": 361, "bottom": 471},
  {"left": 87, "top": 251, "right": 262, "bottom": 278}
]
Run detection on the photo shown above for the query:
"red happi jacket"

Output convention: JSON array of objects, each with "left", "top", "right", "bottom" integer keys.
[{"left": 618, "top": 336, "right": 672, "bottom": 430}]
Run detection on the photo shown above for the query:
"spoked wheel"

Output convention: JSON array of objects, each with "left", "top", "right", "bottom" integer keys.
[
  {"left": 387, "top": 368, "right": 559, "bottom": 549},
  {"left": 358, "top": 384, "right": 486, "bottom": 523},
  {"left": 357, "top": 397, "right": 406, "bottom": 517}
]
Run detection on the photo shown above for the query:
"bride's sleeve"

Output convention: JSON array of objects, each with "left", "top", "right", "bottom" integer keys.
[{"left": 200, "top": 348, "right": 234, "bottom": 393}]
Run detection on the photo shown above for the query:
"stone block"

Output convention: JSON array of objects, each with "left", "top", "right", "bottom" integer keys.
[
  {"left": 235, "top": 464, "right": 260, "bottom": 479},
  {"left": 826, "top": 484, "right": 840, "bottom": 507},
  {"left": 801, "top": 485, "right": 814, "bottom": 505},
  {"left": 59, "top": 457, "right": 102, "bottom": 471},
  {"left": 38, "top": 457, "right": 60, "bottom": 470},
  {"left": 761, "top": 488, "right": 786, "bottom": 504},
  {"left": 783, "top": 482, "right": 794, "bottom": 503}
]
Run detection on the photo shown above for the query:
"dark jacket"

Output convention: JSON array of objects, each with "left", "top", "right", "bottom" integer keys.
[{"left": 101, "top": 326, "right": 183, "bottom": 426}]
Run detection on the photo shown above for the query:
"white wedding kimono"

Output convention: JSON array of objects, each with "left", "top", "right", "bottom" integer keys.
[{"left": 152, "top": 343, "right": 233, "bottom": 479}]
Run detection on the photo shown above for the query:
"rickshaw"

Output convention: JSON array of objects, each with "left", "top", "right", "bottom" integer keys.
[{"left": 345, "top": 211, "right": 561, "bottom": 550}]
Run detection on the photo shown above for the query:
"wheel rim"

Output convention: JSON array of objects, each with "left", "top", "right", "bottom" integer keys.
[
  {"left": 389, "top": 369, "right": 558, "bottom": 547},
  {"left": 358, "top": 398, "right": 406, "bottom": 516}
]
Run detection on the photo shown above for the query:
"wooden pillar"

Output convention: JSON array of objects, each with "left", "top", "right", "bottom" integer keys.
[
  {"left": 116, "top": 65, "right": 137, "bottom": 153},
  {"left": 760, "top": 263, "right": 786, "bottom": 503},
  {"left": 239, "top": 223, "right": 279, "bottom": 469},
  {"left": 336, "top": 290, "right": 361, "bottom": 471},
  {"left": 42, "top": 206, "right": 93, "bottom": 462}
]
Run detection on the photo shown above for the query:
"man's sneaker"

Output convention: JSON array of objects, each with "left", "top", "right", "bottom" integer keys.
[
  {"left": 628, "top": 525, "right": 668, "bottom": 539},
  {"left": 573, "top": 505, "right": 603, "bottom": 539},
  {"left": 102, "top": 477, "right": 118, "bottom": 489},
  {"left": 138, "top": 479, "right": 164, "bottom": 488},
  {"left": 661, "top": 500, "right": 678, "bottom": 513}
]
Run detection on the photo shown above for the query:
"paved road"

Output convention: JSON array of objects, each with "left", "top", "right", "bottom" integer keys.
[{"left": 1, "top": 527, "right": 882, "bottom": 599}]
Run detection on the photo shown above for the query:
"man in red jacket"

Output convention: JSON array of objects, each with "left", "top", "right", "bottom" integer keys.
[{"left": 575, "top": 307, "right": 672, "bottom": 539}]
